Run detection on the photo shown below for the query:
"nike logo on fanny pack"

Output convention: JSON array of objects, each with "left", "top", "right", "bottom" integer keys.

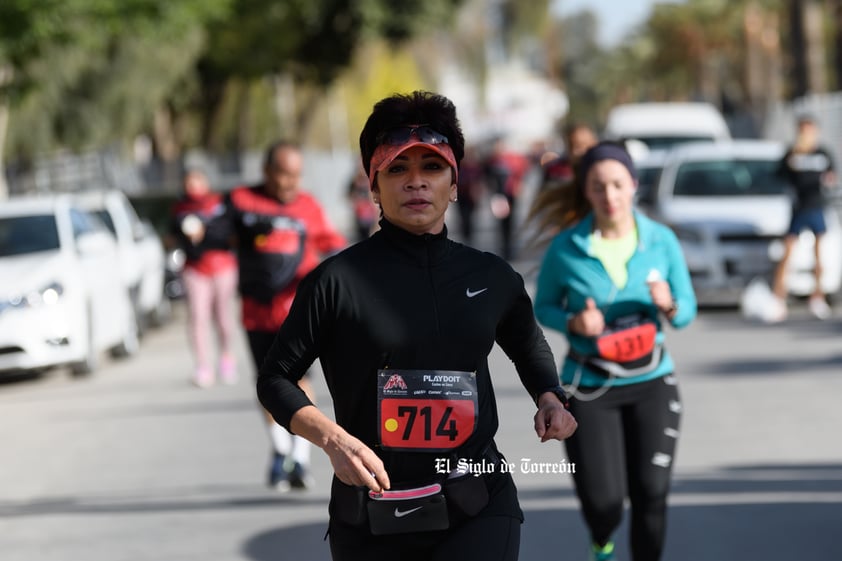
[
  {"left": 466, "top": 288, "right": 488, "bottom": 298},
  {"left": 394, "top": 506, "right": 423, "bottom": 518}
]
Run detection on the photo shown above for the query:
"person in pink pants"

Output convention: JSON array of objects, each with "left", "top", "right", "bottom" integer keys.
[{"left": 169, "top": 169, "right": 239, "bottom": 387}]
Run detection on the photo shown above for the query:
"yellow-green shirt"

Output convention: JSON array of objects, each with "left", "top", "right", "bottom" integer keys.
[{"left": 590, "top": 229, "right": 638, "bottom": 289}]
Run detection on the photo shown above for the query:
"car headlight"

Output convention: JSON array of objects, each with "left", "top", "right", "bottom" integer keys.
[
  {"left": 166, "top": 248, "right": 186, "bottom": 272},
  {"left": 3, "top": 282, "right": 65, "bottom": 310}
]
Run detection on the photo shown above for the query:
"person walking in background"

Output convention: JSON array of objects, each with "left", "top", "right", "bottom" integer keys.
[
  {"left": 454, "top": 145, "right": 485, "bottom": 244},
  {"left": 541, "top": 122, "right": 598, "bottom": 191},
  {"left": 769, "top": 113, "right": 837, "bottom": 322},
  {"left": 168, "top": 169, "right": 239, "bottom": 389},
  {"left": 227, "top": 141, "right": 347, "bottom": 491},
  {"left": 256, "top": 91, "right": 576, "bottom": 561},
  {"left": 532, "top": 142, "right": 697, "bottom": 561},
  {"left": 347, "top": 164, "right": 379, "bottom": 242},
  {"left": 484, "top": 137, "right": 532, "bottom": 260},
  {"left": 524, "top": 122, "right": 599, "bottom": 257}
]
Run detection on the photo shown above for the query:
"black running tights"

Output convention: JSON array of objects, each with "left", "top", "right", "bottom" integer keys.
[{"left": 564, "top": 375, "right": 681, "bottom": 561}]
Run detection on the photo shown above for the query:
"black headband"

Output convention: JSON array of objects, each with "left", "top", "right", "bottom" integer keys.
[{"left": 578, "top": 142, "right": 637, "bottom": 181}]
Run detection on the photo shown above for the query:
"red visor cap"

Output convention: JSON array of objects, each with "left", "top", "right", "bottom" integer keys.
[{"left": 368, "top": 141, "right": 458, "bottom": 188}]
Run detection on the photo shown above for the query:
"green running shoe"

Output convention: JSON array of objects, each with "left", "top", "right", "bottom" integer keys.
[{"left": 590, "top": 541, "right": 615, "bottom": 561}]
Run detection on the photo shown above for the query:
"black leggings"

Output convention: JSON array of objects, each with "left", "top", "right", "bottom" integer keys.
[
  {"left": 564, "top": 375, "right": 681, "bottom": 561},
  {"left": 329, "top": 514, "right": 520, "bottom": 561},
  {"left": 246, "top": 330, "right": 276, "bottom": 373}
]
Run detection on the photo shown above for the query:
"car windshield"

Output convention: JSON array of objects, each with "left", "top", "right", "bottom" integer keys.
[
  {"left": 635, "top": 165, "right": 663, "bottom": 207},
  {"left": 0, "top": 215, "right": 61, "bottom": 256},
  {"left": 93, "top": 209, "right": 117, "bottom": 236},
  {"left": 673, "top": 158, "right": 789, "bottom": 197},
  {"left": 631, "top": 136, "right": 715, "bottom": 150}
]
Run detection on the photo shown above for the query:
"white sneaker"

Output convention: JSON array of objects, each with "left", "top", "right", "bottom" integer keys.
[
  {"left": 809, "top": 296, "right": 832, "bottom": 320},
  {"left": 763, "top": 297, "right": 788, "bottom": 324}
]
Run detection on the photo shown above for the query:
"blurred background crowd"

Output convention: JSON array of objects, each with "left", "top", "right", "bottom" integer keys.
[{"left": 3, "top": 0, "right": 842, "bottom": 359}]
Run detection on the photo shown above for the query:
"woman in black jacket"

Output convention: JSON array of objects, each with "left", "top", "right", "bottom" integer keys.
[{"left": 256, "top": 91, "right": 577, "bottom": 561}]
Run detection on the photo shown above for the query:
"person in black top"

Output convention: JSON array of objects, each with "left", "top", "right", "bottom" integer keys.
[
  {"left": 256, "top": 91, "right": 577, "bottom": 561},
  {"left": 770, "top": 114, "right": 837, "bottom": 322}
]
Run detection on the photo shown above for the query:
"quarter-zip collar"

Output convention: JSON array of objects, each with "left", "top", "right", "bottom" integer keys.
[
  {"left": 377, "top": 218, "right": 451, "bottom": 266},
  {"left": 570, "top": 210, "right": 655, "bottom": 257}
]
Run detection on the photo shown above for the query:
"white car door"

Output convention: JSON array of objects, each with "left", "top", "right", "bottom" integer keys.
[{"left": 69, "top": 208, "right": 131, "bottom": 352}]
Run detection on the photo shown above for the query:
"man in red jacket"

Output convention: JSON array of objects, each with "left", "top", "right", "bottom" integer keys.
[{"left": 227, "top": 141, "right": 347, "bottom": 491}]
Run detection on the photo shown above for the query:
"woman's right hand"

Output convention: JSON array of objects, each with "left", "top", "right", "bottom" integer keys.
[
  {"left": 569, "top": 298, "right": 605, "bottom": 337},
  {"left": 289, "top": 405, "right": 391, "bottom": 493},
  {"left": 324, "top": 431, "right": 391, "bottom": 493}
]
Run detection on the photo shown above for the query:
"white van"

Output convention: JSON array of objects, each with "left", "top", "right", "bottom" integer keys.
[{"left": 604, "top": 102, "right": 731, "bottom": 150}]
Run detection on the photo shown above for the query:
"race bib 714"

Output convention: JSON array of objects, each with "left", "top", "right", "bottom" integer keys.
[{"left": 377, "top": 369, "right": 478, "bottom": 451}]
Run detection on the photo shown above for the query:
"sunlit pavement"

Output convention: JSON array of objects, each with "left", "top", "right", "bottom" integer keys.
[{"left": 2, "top": 281, "right": 840, "bottom": 560}]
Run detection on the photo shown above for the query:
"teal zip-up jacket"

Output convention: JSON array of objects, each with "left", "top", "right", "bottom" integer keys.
[{"left": 534, "top": 211, "right": 697, "bottom": 388}]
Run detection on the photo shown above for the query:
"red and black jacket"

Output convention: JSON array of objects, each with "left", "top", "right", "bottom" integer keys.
[{"left": 226, "top": 185, "right": 346, "bottom": 332}]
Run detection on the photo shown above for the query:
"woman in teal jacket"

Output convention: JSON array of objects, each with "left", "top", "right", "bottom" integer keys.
[{"left": 533, "top": 142, "right": 696, "bottom": 561}]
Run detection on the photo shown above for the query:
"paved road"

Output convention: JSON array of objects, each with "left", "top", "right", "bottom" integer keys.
[{"left": 2, "top": 265, "right": 841, "bottom": 561}]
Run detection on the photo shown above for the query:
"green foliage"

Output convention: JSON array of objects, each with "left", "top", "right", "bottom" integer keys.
[
  {"left": 557, "top": 0, "right": 789, "bottom": 126},
  {"left": 551, "top": 11, "right": 605, "bottom": 127},
  {"left": 1, "top": 0, "right": 465, "bottom": 162},
  {"left": 196, "top": 0, "right": 465, "bottom": 151},
  {"left": 2, "top": 0, "right": 231, "bottom": 158},
  {"left": 340, "top": 41, "right": 430, "bottom": 145},
  {"left": 202, "top": 0, "right": 463, "bottom": 87}
]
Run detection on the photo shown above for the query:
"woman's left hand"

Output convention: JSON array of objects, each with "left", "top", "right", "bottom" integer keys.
[
  {"left": 534, "top": 394, "right": 577, "bottom": 442},
  {"left": 648, "top": 280, "right": 674, "bottom": 314}
]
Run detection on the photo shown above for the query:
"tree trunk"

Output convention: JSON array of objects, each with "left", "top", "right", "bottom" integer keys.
[
  {"left": 0, "top": 98, "right": 9, "bottom": 200},
  {"left": 272, "top": 73, "right": 297, "bottom": 139},
  {"left": 0, "top": 64, "right": 11, "bottom": 200},
  {"left": 153, "top": 105, "right": 180, "bottom": 161},
  {"left": 235, "top": 80, "right": 251, "bottom": 155},
  {"left": 295, "top": 88, "right": 321, "bottom": 144},
  {"left": 834, "top": 0, "right": 842, "bottom": 90},
  {"left": 744, "top": 2, "right": 783, "bottom": 118},
  {"left": 152, "top": 105, "right": 181, "bottom": 192},
  {"left": 804, "top": 0, "right": 827, "bottom": 93},
  {"left": 789, "top": 0, "right": 809, "bottom": 98},
  {"left": 196, "top": 63, "right": 228, "bottom": 151}
]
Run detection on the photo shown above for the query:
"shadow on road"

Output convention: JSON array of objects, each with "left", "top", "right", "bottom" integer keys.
[
  {"left": 700, "top": 353, "right": 842, "bottom": 376},
  {"left": 0, "top": 369, "right": 47, "bottom": 386},
  {"left": 0, "top": 484, "right": 327, "bottom": 518},
  {"left": 240, "top": 462, "right": 841, "bottom": 561}
]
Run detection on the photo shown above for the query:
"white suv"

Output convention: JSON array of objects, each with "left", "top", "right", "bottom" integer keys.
[
  {"left": 0, "top": 195, "right": 139, "bottom": 376},
  {"left": 74, "top": 190, "right": 170, "bottom": 332},
  {"left": 640, "top": 140, "right": 842, "bottom": 305}
]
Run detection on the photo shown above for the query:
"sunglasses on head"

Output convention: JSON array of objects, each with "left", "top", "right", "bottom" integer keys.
[{"left": 376, "top": 125, "right": 449, "bottom": 147}]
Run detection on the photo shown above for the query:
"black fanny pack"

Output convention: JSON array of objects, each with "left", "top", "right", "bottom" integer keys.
[
  {"left": 329, "top": 450, "right": 499, "bottom": 535},
  {"left": 330, "top": 479, "right": 450, "bottom": 535},
  {"left": 366, "top": 483, "right": 450, "bottom": 535}
]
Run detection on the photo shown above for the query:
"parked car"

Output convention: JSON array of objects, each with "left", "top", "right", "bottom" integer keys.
[
  {"left": 74, "top": 190, "right": 171, "bottom": 331},
  {"left": 127, "top": 193, "right": 186, "bottom": 301},
  {"left": 631, "top": 147, "right": 668, "bottom": 209},
  {"left": 0, "top": 195, "right": 139, "bottom": 377},
  {"left": 604, "top": 102, "right": 731, "bottom": 150},
  {"left": 639, "top": 140, "right": 842, "bottom": 305}
]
